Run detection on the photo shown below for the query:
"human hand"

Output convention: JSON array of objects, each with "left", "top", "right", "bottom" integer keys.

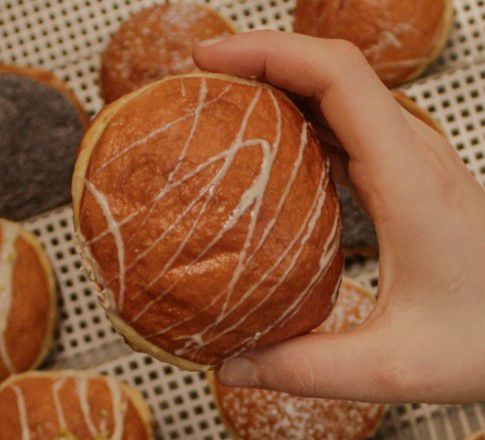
[{"left": 193, "top": 31, "right": 485, "bottom": 404}]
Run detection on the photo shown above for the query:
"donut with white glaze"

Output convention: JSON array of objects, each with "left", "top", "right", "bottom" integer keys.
[{"left": 72, "top": 73, "right": 343, "bottom": 371}]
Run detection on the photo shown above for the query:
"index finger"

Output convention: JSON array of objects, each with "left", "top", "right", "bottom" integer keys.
[{"left": 193, "top": 31, "right": 418, "bottom": 170}]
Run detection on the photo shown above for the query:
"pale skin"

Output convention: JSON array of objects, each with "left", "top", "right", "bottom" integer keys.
[{"left": 193, "top": 31, "right": 485, "bottom": 404}]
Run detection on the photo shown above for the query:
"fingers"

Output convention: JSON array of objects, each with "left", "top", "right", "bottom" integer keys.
[
  {"left": 193, "top": 31, "right": 418, "bottom": 169},
  {"left": 216, "top": 325, "right": 406, "bottom": 403}
]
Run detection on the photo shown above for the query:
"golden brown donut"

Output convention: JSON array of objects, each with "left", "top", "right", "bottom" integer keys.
[
  {"left": 210, "top": 277, "right": 386, "bottom": 440},
  {"left": 293, "top": 0, "right": 454, "bottom": 87},
  {"left": 100, "top": 3, "right": 236, "bottom": 103},
  {"left": 0, "top": 370, "right": 154, "bottom": 438},
  {"left": 0, "top": 219, "right": 56, "bottom": 382},
  {"left": 72, "top": 72, "right": 343, "bottom": 371},
  {"left": 393, "top": 90, "right": 445, "bottom": 136},
  {"left": 0, "top": 64, "right": 89, "bottom": 130}
]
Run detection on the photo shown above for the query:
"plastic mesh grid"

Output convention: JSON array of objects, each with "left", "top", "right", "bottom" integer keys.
[{"left": 1, "top": 0, "right": 484, "bottom": 439}]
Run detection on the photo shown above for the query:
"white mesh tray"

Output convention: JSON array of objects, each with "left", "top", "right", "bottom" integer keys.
[{"left": 1, "top": 0, "right": 485, "bottom": 439}]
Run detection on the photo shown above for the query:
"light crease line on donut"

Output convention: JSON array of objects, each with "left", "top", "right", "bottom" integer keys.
[
  {"left": 106, "top": 376, "right": 126, "bottom": 440},
  {"left": 85, "top": 181, "right": 126, "bottom": 312},
  {"left": 11, "top": 384, "right": 30, "bottom": 440},
  {"left": 0, "top": 221, "right": 19, "bottom": 374},
  {"left": 96, "top": 84, "right": 232, "bottom": 173},
  {"left": 76, "top": 368, "right": 98, "bottom": 437},
  {"left": 52, "top": 378, "right": 67, "bottom": 430}
]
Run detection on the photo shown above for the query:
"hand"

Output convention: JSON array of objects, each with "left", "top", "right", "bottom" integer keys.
[{"left": 193, "top": 31, "right": 485, "bottom": 404}]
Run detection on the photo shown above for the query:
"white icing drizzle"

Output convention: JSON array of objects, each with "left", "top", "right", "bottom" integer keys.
[
  {"left": 180, "top": 79, "right": 187, "bottom": 98},
  {"left": 76, "top": 376, "right": 98, "bottom": 437},
  {"left": 131, "top": 91, "right": 282, "bottom": 327},
  {"left": 88, "top": 85, "right": 233, "bottom": 248},
  {"left": 128, "top": 88, "right": 264, "bottom": 324},
  {"left": 184, "top": 157, "right": 332, "bottom": 358},
  {"left": 11, "top": 384, "right": 30, "bottom": 440},
  {"left": 0, "top": 221, "right": 19, "bottom": 373},
  {"left": 228, "top": 204, "right": 341, "bottom": 359},
  {"left": 105, "top": 376, "right": 126, "bottom": 440},
  {"left": 141, "top": 79, "right": 208, "bottom": 226},
  {"left": 96, "top": 85, "right": 232, "bottom": 173},
  {"left": 85, "top": 181, "right": 126, "bottom": 312},
  {"left": 173, "top": 123, "right": 320, "bottom": 354},
  {"left": 84, "top": 79, "right": 338, "bottom": 361},
  {"left": 52, "top": 378, "right": 67, "bottom": 430}
]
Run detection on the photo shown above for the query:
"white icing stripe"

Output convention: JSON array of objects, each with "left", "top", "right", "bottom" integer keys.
[
  {"left": 246, "top": 114, "right": 304, "bottom": 263},
  {"left": 88, "top": 88, "right": 235, "bottom": 247},
  {"left": 228, "top": 206, "right": 341, "bottom": 359},
  {"left": 128, "top": 89, "right": 264, "bottom": 323},
  {"left": 129, "top": 139, "right": 269, "bottom": 324},
  {"left": 179, "top": 158, "right": 331, "bottom": 357},
  {"left": 85, "top": 181, "right": 126, "bottom": 312},
  {"left": 11, "top": 384, "right": 29, "bottom": 440},
  {"left": 180, "top": 79, "right": 187, "bottom": 98},
  {"left": 96, "top": 84, "right": 232, "bottom": 172},
  {"left": 0, "top": 221, "right": 19, "bottom": 373},
  {"left": 173, "top": 120, "right": 310, "bottom": 353},
  {"left": 52, "top": 378, "right": 67, "bottom": 430},
  {"left": 140, "top": 78, "right": 208, "bottom": 226},
  {"left": 76, "top": 377, "right": 98, "bottom": 437},
  {"left": 145, "top": 121, "right": 311, "bottom": 340},
  {"left": 149, "top": 147, "right": 324, "bottom": 341},
  {"left": 105, "top": 377, "right": 126, "bottom": 440}
]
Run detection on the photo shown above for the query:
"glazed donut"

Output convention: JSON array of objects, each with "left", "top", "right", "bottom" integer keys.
[
  {"left": 0, "top": 65, "right": 88, "bottom": 220},
  {"left": 0, "top": 370, "right": 154, "bottom": 438},
  {"left": 72, "top": 72, "right": 343, "bottom": 371},
  {"left": 293, "top": 0, "right": 453, "bottom": 87},
  {"left": 100, "top": 3, "right": 236, "bottom": 103},
  {"left": 0, "top": 218, "right": 56, "bottom": 382},
  {"left": 210, "top": 277, "right": 386, "bottom": 440},
  {"left": 338, "top": 90, "right": 445, "bottom": 257}
]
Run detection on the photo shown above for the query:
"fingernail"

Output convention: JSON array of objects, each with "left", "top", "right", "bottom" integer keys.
[
  {"left": 218, "top": 357, "right": 261, "bottom": 387},
  {"left": 198, "top": 36, "right": 227, "bottom": 47}
]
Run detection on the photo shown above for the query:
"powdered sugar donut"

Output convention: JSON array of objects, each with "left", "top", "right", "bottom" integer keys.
[
  {"left": 100, "top": 3, "right": 236, "bottom": 103},
  {"left": 72, "top": 73, "right": 343, "bottom": 371},
  {"left": 210, "top": 277, "right": 385, "bottom": 440}
]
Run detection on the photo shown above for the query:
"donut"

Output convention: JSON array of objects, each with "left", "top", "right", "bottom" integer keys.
[
  {"left": 72, "top": 72, "right": 343, "bottom": 371},
  {"left": 393, "top": 90, "right": 446, "bottom": 135},
  {"left": 210, "top": 277, "right": 386, "bottom": 440},
  {"left": 293, "top": 0, "right": 454, "bottom": 87},
  {"left": 0, "top": 218, "right": 56, "bottom": 382},
  {"left": 0, "top": 370, "right": 154, "bottom": 438},
  {"left": 338, "top": 90, "right": 445, "bottom": 257},
  {"left": 0, "top": 65, "right": 88, "bottom": 220},
  {"left": 468, "top": 432, "right": 485, "bottom": 440},
  {"left": 100, "top": 3, "right": 236, "bottom": 103}
]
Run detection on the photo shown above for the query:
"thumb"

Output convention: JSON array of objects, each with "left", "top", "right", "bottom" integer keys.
[{"left": 216, "top": 324, "right": 400, "bottom": 403}]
